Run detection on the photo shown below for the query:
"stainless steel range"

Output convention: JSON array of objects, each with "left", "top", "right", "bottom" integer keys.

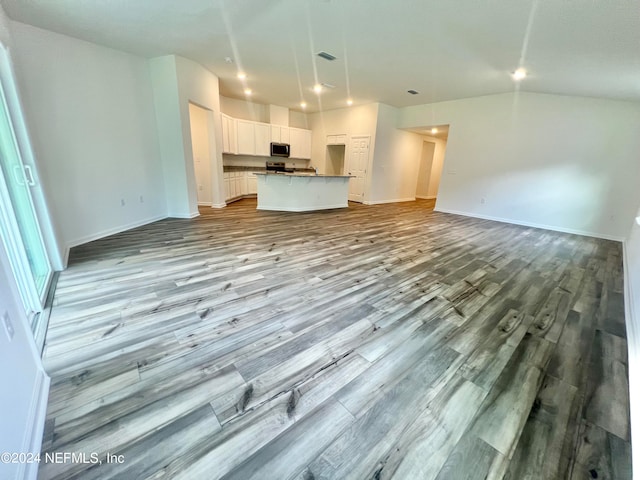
[{"left": 266, "top": 161, "right": 286, "bottom": 173}]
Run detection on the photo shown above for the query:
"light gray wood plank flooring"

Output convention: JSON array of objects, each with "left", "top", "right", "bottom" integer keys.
[{"left": 38, "top": 198, "right": 631, "bottom": 479}]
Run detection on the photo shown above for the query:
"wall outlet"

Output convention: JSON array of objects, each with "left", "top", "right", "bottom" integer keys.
[
  {"left": 139, "top": 195, "right": 144, "bottom": 203},
  {"left": 120, "top": 198, "right": 125, "bottom": 206},
  {"left": 2, "top": 311, "right": 14, "bottom": 341},
  {"left": 480, "top": 197, "right": 485, "bottom": 204}
]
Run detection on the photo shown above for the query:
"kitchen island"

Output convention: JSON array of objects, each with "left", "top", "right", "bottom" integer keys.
[{"left": 255, "top": 172, "right": 351, "bottom": 212}]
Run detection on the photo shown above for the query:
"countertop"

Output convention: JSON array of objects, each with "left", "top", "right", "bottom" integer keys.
[{"left": 255, "top": 172, "right": 352, "bottom": 178}]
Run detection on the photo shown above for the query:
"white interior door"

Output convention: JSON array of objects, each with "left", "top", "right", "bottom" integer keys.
[{"left": 347, "top": 136, "right": 370, "bottom": 203}]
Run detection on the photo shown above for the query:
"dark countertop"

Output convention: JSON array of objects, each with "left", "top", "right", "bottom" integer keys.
[
  {"left": 255, "top": 172, "right": 352, "bottom": 178},
  {"left": 223, "top": 166, "right": 316, "bottom": 174}
]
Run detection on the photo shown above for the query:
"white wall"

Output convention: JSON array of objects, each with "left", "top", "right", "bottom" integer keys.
[
  {"left": 148, "top": 56, "right": 187, "bottom": 217},
  {"left": 416, "top": 140, "right": 436, "bottom": 198},
  {"left": 0, "top": 239, "right": 49, "bottom": 480},
  {"left": 289, "top": 110, "right": 309, "bottom": 129},
  {"left": 399, "top": 92, "right": 640, "bottom": 240},
  {"left": 188, "top": 103, "right": 213, "bottom": 205},
  {"left": 423, "top": 135, "right": 447, "bottom": 199},
  {"left": 269, "top": 104, "right": 288, "bottom": 126},
  {"left": 308, "top": 103, "right": 379, "bottom": 179},
  {"left": 220, "top": 96, "right": 309, "bottom": 129},
  {"left": 368, "top": 103, "right": 423, "bottom": 204},
  {"left": 150, "top": 55, "right": 224, "bottom": 214},
  {"left": 625, "top": 206, "right": 640, "bottom": 477},
  {"left": 10, "top": 22, "right": 166, "bottom": 254},
  {"left": 220, "top": 95, "right": 268, "bottom": 123},
  {"left": 174, "top": 56, "right": 224, "bottom": 210}
]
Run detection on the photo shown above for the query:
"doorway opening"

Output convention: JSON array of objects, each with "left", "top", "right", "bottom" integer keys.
[
  {"left": 188, "top": 103, "right": 216, "bottom": 207},
  {"left": 413, "top": 125, "right": 448, "bottom": 206},
  {"left": 325, "top": 144, "right": 346, "bottom": 176}
]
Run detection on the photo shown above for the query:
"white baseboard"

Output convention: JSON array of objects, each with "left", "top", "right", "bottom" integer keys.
[
  {"left": 433, "top": 207, "right": 625, "bottom": 242},
  {"left": 416, "top": 195, "right": 436, "bottom": 200},
  {"left": 166, "top": 210, "right": 200, "bottom": 219},
  {"left": 363, "top": 197, "right": 416, "bottom": 205},
  {"left": 622, "top": 240, "right": 640, "bottom": 477},
  {"left": 62, "top": 247, "right": 70, "bottom": 269},
  {"left": 64, "top": 213, "right": 167, "bottom": 266},
  {"left": 211, "top": 203, "right": 227, "bottom": 209},
  {"left": 257, "top": 203, "right": 348, "bottom": 212},
  {"left": 23, "top": 369, "right": 50, "bottom": 480}
]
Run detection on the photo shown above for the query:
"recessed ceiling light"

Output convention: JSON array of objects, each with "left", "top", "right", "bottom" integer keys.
[
  {"left": 346, "top": 99, "right": 353, "bottom": 106},
  {"left": 512, "top": 68, "right": 527, "bottom": 80},
  {"left": 431, "top": 128, "right": 438, "bottom": 134},
  {"left": 244, "top": 88, "right": 252, "bottom": 95},
  {"left": 300, "top": 101, "right": 307, "bottom": 108},
  {"left": 313, "top": 84, "right": 323, "bottom": 94},
  {"left": 224, "top": 57, "right": 233, "bottom": 64},
  {"left": 407, "top": 89, "right": 419, "bottom": 95},
  {"left": 237, "top": 72, "right": 247, "bottom": 79}
]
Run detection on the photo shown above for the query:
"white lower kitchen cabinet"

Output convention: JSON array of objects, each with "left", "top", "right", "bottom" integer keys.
[
  {"left": 223, "top": 172, "right": 231, "bottom": 200},
  {"left": 223, "top": 171, "right": 258, "bottom": 202},
  {"left": 247, "top": 172, "right": 258, "bottom": 194}
]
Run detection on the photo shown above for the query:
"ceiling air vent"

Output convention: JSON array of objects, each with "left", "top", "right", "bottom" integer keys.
[
  {"left": 317, "top": 51, "right": 337, "bottom": 61},
  {"left": 321, "top": 82, "right": 336, "bottom": 89},
  {"left": 407, "top": 89, "right": 419, "bottom": 95}
]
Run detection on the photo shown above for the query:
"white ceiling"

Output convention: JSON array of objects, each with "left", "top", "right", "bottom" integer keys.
[
  {"left": 2, "top": 0, "right": 639, "bottom": 113},
  {"left": 407, "top": 125, "right": 449, "bottom": 140}
]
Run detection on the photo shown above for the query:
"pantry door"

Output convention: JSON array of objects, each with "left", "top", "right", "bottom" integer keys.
[{"left": 347, "top": 135, "right": 370, "bottom": 203}]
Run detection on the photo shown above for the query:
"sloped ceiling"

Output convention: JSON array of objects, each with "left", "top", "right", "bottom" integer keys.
[{"left": 2, "top": 0, "right": 639, "bottom": 112}]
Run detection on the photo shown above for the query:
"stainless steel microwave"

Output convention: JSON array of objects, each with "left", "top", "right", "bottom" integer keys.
[{"left": 270, "top": 142, "right": 290, "bottom": 157}]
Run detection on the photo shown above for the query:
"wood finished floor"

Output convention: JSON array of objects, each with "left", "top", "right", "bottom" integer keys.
[{"left": 38, "top": 199, "right": 631, "bottom": 480}]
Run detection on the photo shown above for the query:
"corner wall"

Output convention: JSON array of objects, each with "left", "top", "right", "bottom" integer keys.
[
  {"left": 624, "top": 208, "right": 640, "bottom": 477},
  {"left": 368, "top": 103, "right": 423, "bottom": 204},
  {"left": 150, "top": 55, "right": 224, "bottom": 215},
  {"left": 399, "top": 92, "right": 640, "bottom": 240},
  {"left": 10, "top": 21, "right": 166, "bottom": 254},
  {"left": 0, "top": 240, "right": 49, "bottom": 480}
]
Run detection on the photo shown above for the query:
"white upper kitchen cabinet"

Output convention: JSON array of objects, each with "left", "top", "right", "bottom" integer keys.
[
  {"left": 290, "top": 127, "right": 312, "bottom": 159},
  {"left": 270, "top": 125, "right": 290, "bottom": 144},
  {"left": 327, "top": 134, "right": 347, "bottom": 145},
  {"left": 255, "top": 123, "right": 271, "bottom": 156},
  {"left": 221, "top": 114, "right": 238, "bottom": 154},
  {"left": 271, "top": 125, "right": 281, "bottom": 143},
  {"left": 236, "top": 120, "right": 256, "bottom": 155}
]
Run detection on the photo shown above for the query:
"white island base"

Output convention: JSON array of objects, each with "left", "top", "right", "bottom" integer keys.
[{"left": 255, "top": 173, "right": 351, "bottom": 212}]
